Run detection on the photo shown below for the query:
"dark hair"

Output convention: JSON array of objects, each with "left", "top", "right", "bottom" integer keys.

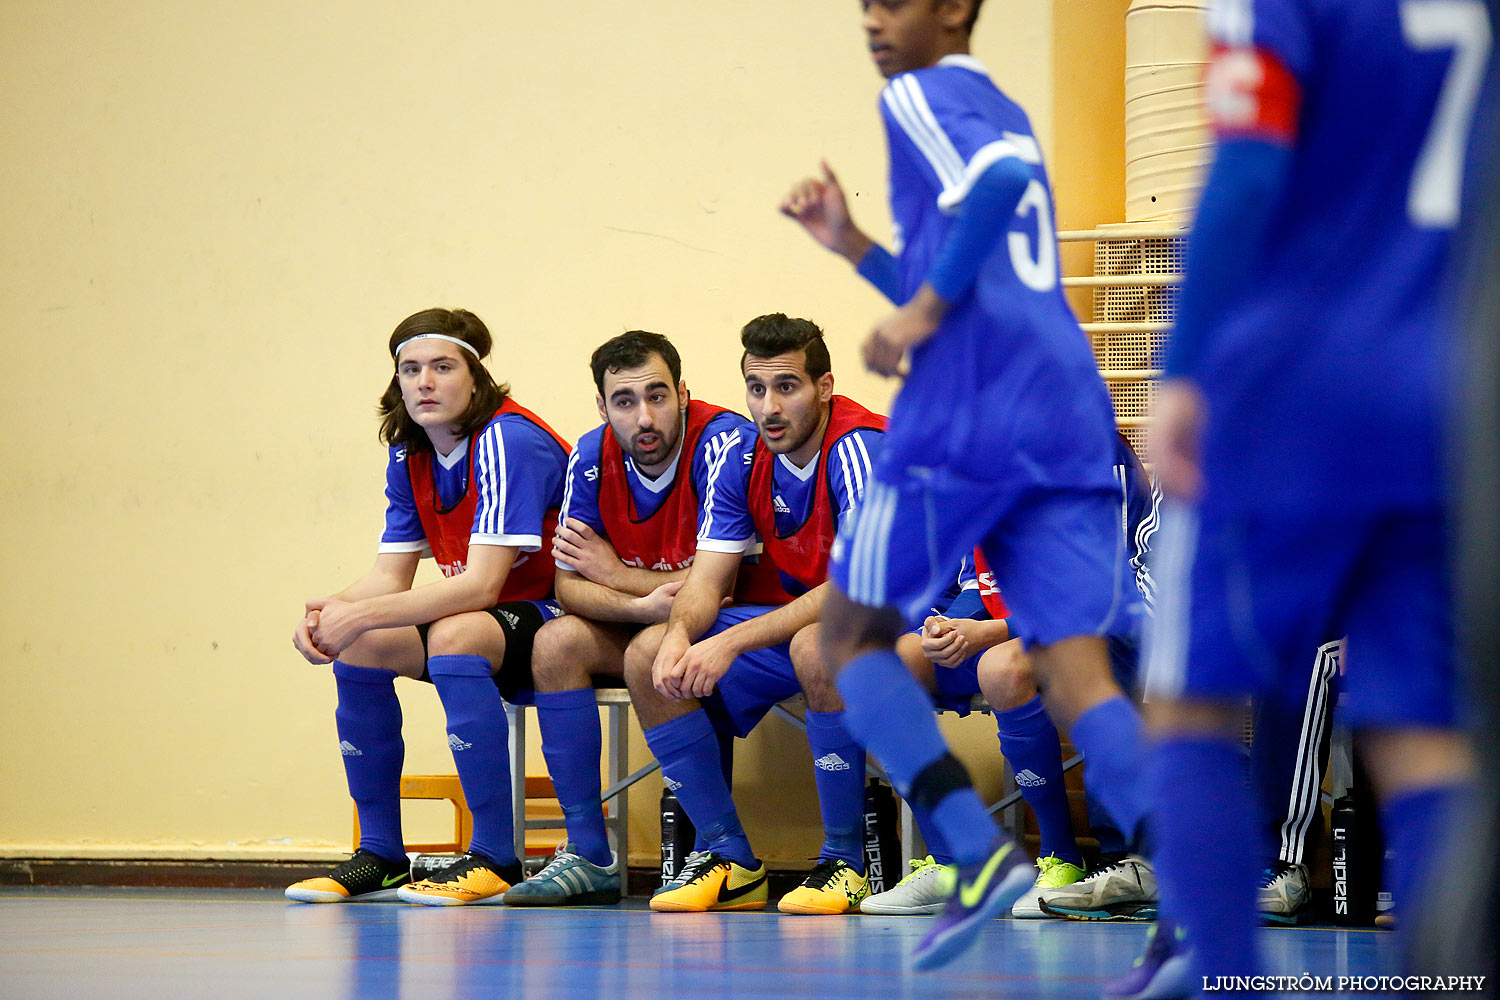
[
  {"left": 377, "top": 308, "right": 510, "bottom": 452},
  {"left": 589, "top": 330, "right": 682, "bottom": 395},
  {"left": 739, "top": 313, "right": 832, "bottom": 380}
]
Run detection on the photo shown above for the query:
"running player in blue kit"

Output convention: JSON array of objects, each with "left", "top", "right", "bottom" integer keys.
[
  {"left": 285, "top": 308, "right": 571, "bottom": 907},
  {"left": 1126, "top": 0, "right": 1488, "bottom": 994},
  {"left": 781, "top": 0, "right": 1152, "bottom": 968}
]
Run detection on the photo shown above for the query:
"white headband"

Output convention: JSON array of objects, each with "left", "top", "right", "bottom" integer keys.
[{"left": 394, "top": 333, "right": 482, "bottom": 361}]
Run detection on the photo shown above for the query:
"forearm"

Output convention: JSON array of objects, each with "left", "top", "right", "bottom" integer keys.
[
  {"left": 715, "top": 583, "right": 828, "bottom": 654},
  {"left": 607, "top": 562, "right": 689, "bottom": 598},
  {"left": 348, "top": 570, "right": 503, "bottom": 632},
  {"left": 962, "top": 618, "right": 1011, "bottom": 654},
  {"left": 555, "top": 572, "right": 658, "bottom": 624},
  {"left": 331, "top": 561, "right": 417, "bottom": 603},
  {"left": 665, "top": 576, "right": 731, "bottom": 644}
]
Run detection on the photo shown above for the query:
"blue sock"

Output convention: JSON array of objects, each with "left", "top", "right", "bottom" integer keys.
[
  {"left": 806, "top": 710, "right": 867, "bottom": 870},
  {"left": 1380, "top": 782, "right": 1464, "bottom": 927},
  {"left": 427, "top": 655, "right": 517, "bottom": 867},
  {"left": 1152, "top": 738, "right": 1263, "bottom": 985},
  {"left": 535, "top": 688, "right": 612, "bottom": 867},
  {"left": 1070, "top": 695, "right": 1149, "bottom": 849},
  {"left": 836, "top": 650, "right": 996, "bottom": 866},
  {"left": 644, "top": 711, "right": 755, "bottom": 867},
  {"left": 914, "top": 808, "right": 955, "bottom": 865},
  {"left": 333, "top": 662, "right": 407, "bottom": 864},
  {"left": 995, "top": 696, "right": 1082, "bottom": 866},
  {"left": 691, "top": 725, "right": 738, "bottom": 853}
]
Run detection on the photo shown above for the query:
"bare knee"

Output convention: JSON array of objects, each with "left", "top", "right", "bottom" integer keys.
[
  {"left": 426, "top": 611, "right": 506, "bottom": 667},
  {"left": 623, "top": 624, "right": 666, "bottom": 694},
  {"left": 1030, "top": 635, "right": 1123, "bottom": 732},
  {"left": 1360, "top": 727, "right": 1474, "bottom": 799},
  {"left": 531, "top": 615, "right": 596, "bottom": 692},
  {"left": 977, "top": 639, "right": 1036, "bottom": 712},
  {"left": 791, "top": 623, "right": 842, "bottom": 712},
  {"left": 339, "top": 627, "right": 425, "bottom": 678},
  {"left": 1142, "top": 697, "right": 1242, "bottom": 739}
]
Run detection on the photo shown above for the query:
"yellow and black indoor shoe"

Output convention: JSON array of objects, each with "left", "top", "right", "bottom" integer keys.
[
  {"left": 650, "top": 850, "right": 768, "bottom": 912},
  {"left": 284, "top": 849, "right": 411, "bottom": 903},
  {"left": 397, "top": 853, "right": 515, "bottom": 906},
  {"left": 778, "top": 858, "right": 870, "bottom": 915}
]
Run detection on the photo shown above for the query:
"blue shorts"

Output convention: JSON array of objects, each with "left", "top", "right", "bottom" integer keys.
[
  {"left": 1145, "top": 501, "right": 1455, "bottom": 728},
  {"left": 833, "top": 462, "right": 1141, "bottom": 649},
  {"left": 698, "top": 605, "right": 802, "bottom": 739},
  {"left": 926, "top": 629, "right": 1143, "bottom": 715}
]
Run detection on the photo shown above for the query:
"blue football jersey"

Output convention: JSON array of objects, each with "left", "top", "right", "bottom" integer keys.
[
  {"left": 877, "top": 55, "right": 1118, "bottom": 486},
  {"left": 379, "top": 414, "right": 567, "bottom": 555},
  {"left": 1196, "top": 0, "right": 1488, "bottom": 511},
  {"left": 556, "top": 410, "right": 750, "bottom": 571},
  {"left": 697, "top": 426, "right": 882, "bottom": 553}
]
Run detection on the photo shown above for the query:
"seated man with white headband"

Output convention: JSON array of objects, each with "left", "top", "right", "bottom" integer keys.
[{"left": 286, "top": 307, "right": 571, "bottom": 906}]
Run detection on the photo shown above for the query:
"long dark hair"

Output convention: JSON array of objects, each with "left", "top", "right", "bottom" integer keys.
[{"left": 377, "top": 308, "right": 510, "bottom": 452}]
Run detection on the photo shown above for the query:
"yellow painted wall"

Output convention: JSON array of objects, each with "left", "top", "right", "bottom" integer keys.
[{"left": 0, "top": 0, "right": 1122, "bottom": 867}]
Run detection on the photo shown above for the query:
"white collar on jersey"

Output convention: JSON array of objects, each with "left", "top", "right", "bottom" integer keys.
[
  {"left": 435, "top": 437, "right": 469, "bottom": 470},
  {"left": 777, "top": 450, "right": 819, "bottom": 482},
  {"left": 627, "top": 411, "right": 688, "bottom": 494},
  {"left": 938, "top": 54, "right": 989, "bottom": 75}
]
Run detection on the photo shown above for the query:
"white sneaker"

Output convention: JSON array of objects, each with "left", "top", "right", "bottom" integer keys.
[
  {"left": 1011, "top": 854, "right": 1086, "bottom": 919},
  {"left": 1038, "top": 856, "right": 1157, "bottom": 921},
  {"left": 859, "top": 856, "right": 951, "bottom": 915},
  {"left": 1258, "top": 863, "right": 1310, "bottom": 925}
]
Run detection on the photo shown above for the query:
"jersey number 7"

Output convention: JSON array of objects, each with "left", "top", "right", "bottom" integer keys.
[{"left": 1401, "top": 0, "right": 1492, "bottom": 228}]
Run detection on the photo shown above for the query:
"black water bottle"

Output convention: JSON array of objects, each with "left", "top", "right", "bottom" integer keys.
[
  {"left": 660, "top": 787, "right": 696, "bottom": 884},
  {"left": 862, "top": 778, "right": 902, "bottom": 895},
  {"left": 1330, "top": 793, "right": 1381, "bottom": 925}
]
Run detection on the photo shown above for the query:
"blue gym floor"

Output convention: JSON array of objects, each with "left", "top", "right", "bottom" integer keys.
[{"left": 0, "top": 887, "right": 1396, "bottom": 999}]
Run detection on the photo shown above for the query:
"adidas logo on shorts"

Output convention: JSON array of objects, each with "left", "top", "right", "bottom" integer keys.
[
  {"left": 815, "top": 753, "right": 851, "bottom": 772},
  {"left": 664, "top": 776, "right": 683, "bottom": 792},
  {"left": 499, "top": 610, "right": 520, "bottom": 628},
  {"left": 1014, "top": 769, "right": 1046, "bottom": 787},
  {"left": 448, "top": 733, "right": 473, "bottom": 752},
  {"left": 339, "top": 741, "right": 363, "bottom": 757}
]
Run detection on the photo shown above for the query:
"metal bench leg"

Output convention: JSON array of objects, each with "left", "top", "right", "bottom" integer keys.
[
  {"left": 508, "top": 703, "right": 526, "bottom": 862},
  {"left": 607, "top": 702, "right": 628, "bottom": 867}
]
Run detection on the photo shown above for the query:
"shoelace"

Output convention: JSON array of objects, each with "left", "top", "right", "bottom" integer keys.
[
  {"left": 895, "top": 855, "right": 941, "bottom": 887},
  {"left": 1035, "top": 854, "right": 1077, "bottom": 882},
  {"left": 668, "top": 850, "right": 717, "bottom": 886},
  {"left": 426, "top": 855, "right": 489, "bottom": 885},
  {"left": 802, "top": 858, "right": 848, "bottom": 889},
  {"left": 533, "top": 850, "right": 586, "bottom": 881}
]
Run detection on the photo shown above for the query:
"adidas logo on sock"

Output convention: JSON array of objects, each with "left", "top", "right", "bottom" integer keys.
[
  {"left": 663, "top": 776, "right": 683, "bottom": 792},
  {"left": 339, "top": 741, "right": 363, "bottom": 757},
  {"left": 814, "top": 753, "right": 851, "bottom": 772},
  {"left": 1014, "top": 769, "right": 1045, "bottom": 787},
  {"left": 448, "top": 733, "right": 473, "bottom": 752}
]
